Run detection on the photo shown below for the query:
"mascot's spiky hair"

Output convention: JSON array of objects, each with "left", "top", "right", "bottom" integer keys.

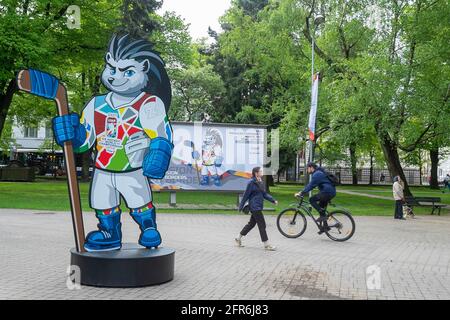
[
  {"left": 205, "top": 128, "right": 223, "bottom": 147},
  {"left": 106, "top": 34, "right": 171, "bottom": 111}
]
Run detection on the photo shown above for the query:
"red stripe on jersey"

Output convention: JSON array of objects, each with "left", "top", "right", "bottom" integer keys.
[
  {"left": 97, "top": 149, "right": 113, "bottom": 168},
  {"left": 127, "top": 126, "right": 141, "bottom": 136},
  {"left": 94, "top": 112, "right": 107, "bottom": 134},
  {"left": 117, "top": 125, "right": 125, "bottom": 140},
  {"left": 132, "top": 93, "right": 154, "bottom": 111}
]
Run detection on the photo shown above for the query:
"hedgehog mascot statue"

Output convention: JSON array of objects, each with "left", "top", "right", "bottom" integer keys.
[{"left": 52, "top": 34, "right": 173, "bottom": 252}]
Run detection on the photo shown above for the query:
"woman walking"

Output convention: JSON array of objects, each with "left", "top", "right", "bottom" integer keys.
[
  {"left": 393, "top": 176, "right": 406, "bottom": 220},
  {"left": 235, "top": 167, "right": 278, "bottom": 251}
]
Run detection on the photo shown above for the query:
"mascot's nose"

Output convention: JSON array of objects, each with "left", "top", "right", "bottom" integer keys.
[{"left": 108, "top": 77, "right": 114, "bottom": 84}]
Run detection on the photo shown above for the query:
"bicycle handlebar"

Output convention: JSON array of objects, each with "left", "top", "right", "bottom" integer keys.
[{"left": 295, "top": 194, "right": 305, "bottom": 205}]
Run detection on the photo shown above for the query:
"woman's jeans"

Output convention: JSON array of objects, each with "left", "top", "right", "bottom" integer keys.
[
  {"left": 394, "top": 200, "right": 403, "bottom": 219},
  {"left": 240, "top": 210, "right": 268, "bottom": 242}
]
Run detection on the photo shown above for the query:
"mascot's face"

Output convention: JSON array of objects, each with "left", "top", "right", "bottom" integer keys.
[
  {"left": 204, "top": 134, "right": 215, "bottom": 146},
  {"left": 102, "top": 53, "right": 149, "bottom": 96},
  {"left": 204, "top": 129, "right": 222, "bottom": 147}
]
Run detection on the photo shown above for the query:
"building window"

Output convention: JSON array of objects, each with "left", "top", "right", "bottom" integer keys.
[
  {"left": 24, "top": 127, "right": 38, "bottom": 138},
  {"left": 45, "top": 124, "right": 53, "bottom": 139}
]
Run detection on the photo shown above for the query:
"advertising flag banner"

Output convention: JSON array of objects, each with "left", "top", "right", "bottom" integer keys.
[{"left": 308, "top": 73, "right": 320, "bottom": 142}]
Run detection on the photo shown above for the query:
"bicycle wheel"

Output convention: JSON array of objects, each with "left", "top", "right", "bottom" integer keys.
[
  {"left": 277, "top": 208, "right": 307, "bottom": 238},
  {"left": 325, "top": 210, "right": 355, "bottom": 242}
]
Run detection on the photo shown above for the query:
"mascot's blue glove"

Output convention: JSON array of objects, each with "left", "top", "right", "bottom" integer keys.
[
  {"left": 192, "top": 150, "right": 200, "bottom": 160},
  {"left": 214, "top": 156, "right": 223, "bottom": 168},
  {"left": 52, "top": 113, "right": 86, "bottom": 148},
  {"left": 143, "top": 138, "right": 174, "bottom": 179}
]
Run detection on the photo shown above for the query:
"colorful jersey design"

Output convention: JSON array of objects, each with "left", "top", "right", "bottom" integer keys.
[
  {"left": 75, "top": 92, "right": 173, "bottom": 172},
  {"left": 202, "top": 145, "right": 222, "bottom": 166}
]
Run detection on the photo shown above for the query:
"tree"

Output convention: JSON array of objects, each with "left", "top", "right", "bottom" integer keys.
[
  {"left": 120, "top": 0, "right": 162, "bottom": 37},
  {"left": 170, "top": 64, "right": 225, "bottom": 121},
  {"left": 0, "top": 1, "right": 196, "bottom": 181},
  {"left": 210, "top": 0, "right": 449, "bottom": 195},
  {"left": 297, "top": 0, "right": 450, "bottom": 195},
  {"left": 0, "top": 0, "right": 123, "bottom": 139},
  {"left": 237, "top": 0, "right": 270, "bottom": 18}
]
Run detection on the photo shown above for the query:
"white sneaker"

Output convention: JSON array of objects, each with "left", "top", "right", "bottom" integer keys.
[
  {"left": 264, "top": 244, "right": 276, "bottom": 251},
  {"left": 235, "top": 238, "right": 244, "bottom": 247}
]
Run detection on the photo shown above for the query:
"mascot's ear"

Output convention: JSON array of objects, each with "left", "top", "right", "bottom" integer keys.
[
  {"left": 142, "top": 59, "right": 151, "bottom": 73},
  {"left": 105, "top": 52, "right": 112, "bottom": 63}
]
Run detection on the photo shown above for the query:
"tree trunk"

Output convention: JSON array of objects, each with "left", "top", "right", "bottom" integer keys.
[
  {"left": 81, "top": 152, "right": 91, "bottom": 182},
  {"left": 419, "top": 165, "right": 423, "bottom": 186},
  {"left": 429, "top": 148, "right": 439, "bottom": 189},
  {"left": 369, "top": 151, "right": 374, "bottom": 185},
  {"left": 349, "top": 143, "right": 358, "bottom": 185},
  {"left": 378, "top": 132, "right": 412, "bottom": 197},
  {"left": 0, "top": 79, "right": 17, "bottom": 138},
  {"left": 264, "top": 175, "right": 273, "bottom": 193},
  {"left": 79, "top": 71, "right": 91, "bottom": 182},
  {"left": 267, "top": 174, "right": 274, "bottom": 187},
  {"left": 418, "top": 150, "right": 423, "bottom": 186}
]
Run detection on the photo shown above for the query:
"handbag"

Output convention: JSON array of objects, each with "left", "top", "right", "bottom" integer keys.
[{"left": 242, "top": 202, "right": 250, "bottom": 214}]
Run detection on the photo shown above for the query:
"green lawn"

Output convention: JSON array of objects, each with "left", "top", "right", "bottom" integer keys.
[
  {"left": 338, "top": 185, "right": 450, "bottom": 202},
  {"left": 0, "top": 180, "right": 448, "bottom": 216}
]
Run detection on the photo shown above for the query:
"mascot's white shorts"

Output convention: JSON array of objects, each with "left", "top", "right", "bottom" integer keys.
[
  {"left": 201, "top": 165, "right": 224, "bottom": 176},
  {"left": 90, "top": 169, "right": 152, "bottom": 210}
]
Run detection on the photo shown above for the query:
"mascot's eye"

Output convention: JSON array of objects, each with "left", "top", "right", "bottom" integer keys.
[
  {"left": 124, "top": 70, "right": 136, "bottom": 77},
  {"left": 110, "top": 69, "right": 116, "bottom": 75}
]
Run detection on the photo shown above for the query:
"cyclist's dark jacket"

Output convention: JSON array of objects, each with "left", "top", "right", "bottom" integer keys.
[
  {"left": 302, "top": 168, "right": 336, "bottom": 196},
  {"left": 239, "top": 177, "right": 276, "bottom": 212}
]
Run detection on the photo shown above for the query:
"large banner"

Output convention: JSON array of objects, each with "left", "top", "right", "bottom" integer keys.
[
  {"left": 151, "top": 122, "right": 267, "bottom": 192},
  {"left": 308, "top": 73, "right": 319, "bottom": 142}
]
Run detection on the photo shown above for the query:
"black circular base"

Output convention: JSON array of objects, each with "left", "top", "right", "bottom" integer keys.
[{"left": 70, "top": 244, "right": 175, "bottom": 288}]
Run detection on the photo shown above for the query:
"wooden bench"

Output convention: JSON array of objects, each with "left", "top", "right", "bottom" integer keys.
[{"left": 404, "top": 196, "right": 446, "bottom": 215}]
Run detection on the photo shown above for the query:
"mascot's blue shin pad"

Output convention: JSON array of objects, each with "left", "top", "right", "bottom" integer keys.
[
  {"left": 130, "top": 208, "right": 162, "bottom": 249},
  {"left": 84, "top": 211, "right": 122, "bottom": 252},
  {"left": 201, "top": 175, "right": 209, "bottom": 185}
]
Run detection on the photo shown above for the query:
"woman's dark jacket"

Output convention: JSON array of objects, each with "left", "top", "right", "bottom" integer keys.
[{"left": 239, "top": 178, "right": 276, "bottom": 212}]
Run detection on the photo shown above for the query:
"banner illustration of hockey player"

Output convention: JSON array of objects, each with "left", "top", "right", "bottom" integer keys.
[
  {"left": 192, "top": 128, "right": 224, "bottom": 186},
  {"left": 52, "top": 34, "right": 173, "bottom": 252},
  {"left": 154, "top": 123, "right": 267, "bottom": 192}
]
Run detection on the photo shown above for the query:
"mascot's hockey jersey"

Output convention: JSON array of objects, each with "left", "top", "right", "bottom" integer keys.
[{"left": 75, "top": 92, "right": 173, "bottom": 172}]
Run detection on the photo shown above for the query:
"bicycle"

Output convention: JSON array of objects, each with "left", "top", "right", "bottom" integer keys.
[{"left": 277, "top": 195, "right": 355, "bottom": 242}]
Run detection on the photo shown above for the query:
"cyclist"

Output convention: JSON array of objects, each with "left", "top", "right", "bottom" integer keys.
[{"left": 295, "top": 162, "right": 336, "bottom": 234}]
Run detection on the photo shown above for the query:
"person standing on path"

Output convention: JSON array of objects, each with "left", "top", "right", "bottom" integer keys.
[
  {"left": 236, "top": 167, "right": 278, "bottom": 251},
  {"left": 442, "top": 174, "right": 450, "bottom": 193},
  {"left": 393, "top": 176, "right": 406, "bottom": 220}
]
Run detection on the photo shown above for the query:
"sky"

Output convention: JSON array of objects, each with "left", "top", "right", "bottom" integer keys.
[{"left": 160, "top": 0, "right": 232, "bottom": 40}]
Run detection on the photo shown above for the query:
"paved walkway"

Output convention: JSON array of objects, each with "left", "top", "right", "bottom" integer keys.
[{"left": 1, "top": 209, "right": 450, "bottom": 300}]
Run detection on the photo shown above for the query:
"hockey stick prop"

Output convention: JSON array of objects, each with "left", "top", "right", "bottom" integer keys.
[
  {"left": 17, "top": 69, "right": 86, "bottom": 252},
  {"left": 184, "top": 140, "right": 201, "bottom": 184}
]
